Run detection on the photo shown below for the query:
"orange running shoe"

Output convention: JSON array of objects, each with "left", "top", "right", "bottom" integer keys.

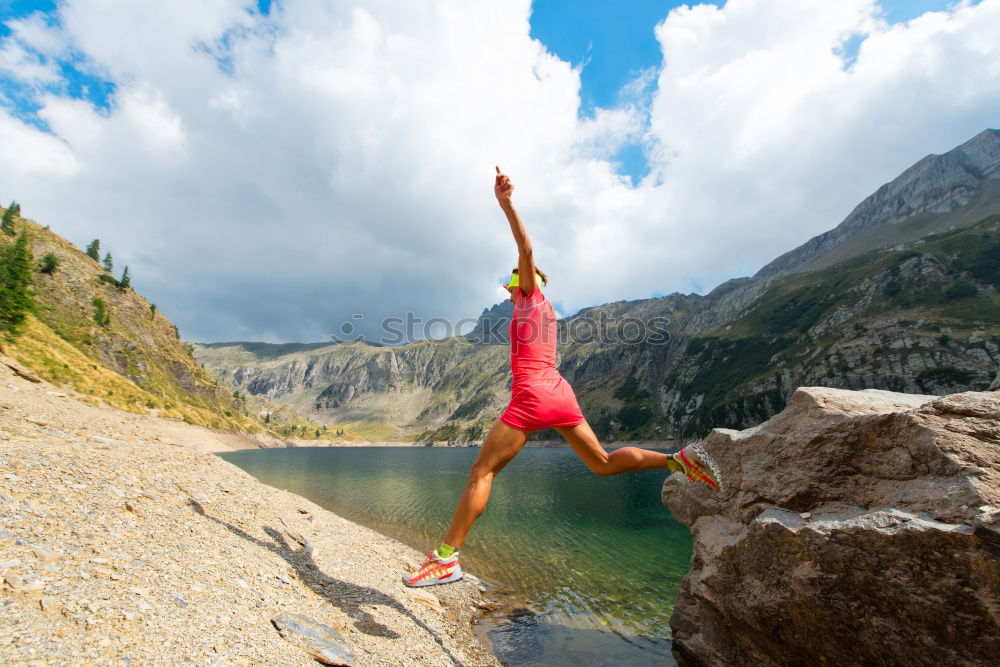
[
  {"left": 670, "top": 444, "right": 721, "bottom": 492},
  {"left": 402, "top": 550, "right": 463, "bottom": 587}
]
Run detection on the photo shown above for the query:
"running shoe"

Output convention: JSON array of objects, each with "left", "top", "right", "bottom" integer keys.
[
  {"left": 402, "top": 550, "right": 463, "bottom": 587},
  {"left": 670, "top": 444, "right": 721, "bottom": 492}
]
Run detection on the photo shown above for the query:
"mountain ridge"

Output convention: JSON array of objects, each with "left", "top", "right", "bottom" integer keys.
[{"left": 756, "top": 128, "right": 1000, "bottom": 280}]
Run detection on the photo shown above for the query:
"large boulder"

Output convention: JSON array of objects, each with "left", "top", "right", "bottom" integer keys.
[{"left": 663, "top": 387, "right": 1000, "bottom": 666}]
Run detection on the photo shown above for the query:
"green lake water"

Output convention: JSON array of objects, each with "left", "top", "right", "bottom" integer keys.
[{"left": 218, "top": 446, "right": 691, "bottom": 666}]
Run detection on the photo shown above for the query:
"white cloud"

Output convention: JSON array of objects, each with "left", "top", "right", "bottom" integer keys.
[
  {"left": 116, "top": 86, "right": 188, "bottom": 158},
  {"left": 5, "top": 12, "right": 69, "bottom": 57},
  {"left": 621, "top": 0, "right": 1000, "bottom": 289},
  {"left": 0, "top": 12, "right": 67, "bottom": 85},
  {"left": 0, "top": 112, "right": 79, "bottom": 176},
  {"left": 0, "top": 39, "right": 59, "bottom": 84},
  {"left": 0, "top": 0, "right": 998, "bottom": 343}
]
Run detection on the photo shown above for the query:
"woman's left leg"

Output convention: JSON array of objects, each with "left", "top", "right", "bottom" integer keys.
[
  {"left": 403, "top": 420, "right": 530, "bottom": 587},
  {"left": 442, "top": 419, "right": 531, "bottom": 548},
  {"left": 556, "top": 420, "right": 720, "bottom": 489},
  {"left": 555, "top": 420, "right": 672, "bottom": 475}
]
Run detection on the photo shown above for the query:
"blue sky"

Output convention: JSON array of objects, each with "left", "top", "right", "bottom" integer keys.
[
  {"left": 0, "top": 0, "right": 996, "bottom": 342},
  {"left": 0, "top": 0, "right": 113, "bottom": 128},
  {"left": 530, "top": 0, "right": 715, "bottom": 183},
  {"left": 0, "top": 0, "right": 55, "bottom": 28}
]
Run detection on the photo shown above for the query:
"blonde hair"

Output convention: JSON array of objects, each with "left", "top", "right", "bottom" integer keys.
[{"left": 510, "top": 267, "right": 548, "bottom": 285}]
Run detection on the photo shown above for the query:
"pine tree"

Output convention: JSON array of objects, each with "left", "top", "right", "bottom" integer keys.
[
  {"left": 0, "top": 232, "right": 35, "bottom": 337},
  {"left": 85, "top": 239, "right": 101, "bottom": 261},
  {"left": 1, "top": 201, "right": 20, "bottom": 236},
  {"left": 264, "top": 413, "right": 271, "bottom": 424},
  {"left": 150, "top": 303, "right": 157, "bottom": 318},
  {"left": 38, "top": 252, "right": 59, "bottom": 274},
  {"left": 119, "top": 265, "right": 131, "bottom": 290},
  {"left": 102, "top": 252, "right": 113, "bottom": 272}
]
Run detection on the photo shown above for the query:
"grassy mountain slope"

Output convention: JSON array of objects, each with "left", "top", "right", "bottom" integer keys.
[
  {"left": 196, "top": 337, "right": 509, "bottom": 441},
  {"left": 0, "top": 211, "right": 322, "bottom": 435}
]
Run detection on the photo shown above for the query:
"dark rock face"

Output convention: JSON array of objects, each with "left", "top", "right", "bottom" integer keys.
[
  {"left": 465, "top": 300, "right": 514, "bottom": 344},
  {"left": 663, "top": 387, "right": 1000, "bottom": 666}
]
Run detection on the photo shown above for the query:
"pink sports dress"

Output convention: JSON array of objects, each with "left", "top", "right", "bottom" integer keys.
[{"left": 499, "top": 286, "right": 585, "bottom": 431}]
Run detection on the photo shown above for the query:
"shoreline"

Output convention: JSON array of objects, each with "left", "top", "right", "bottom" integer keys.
[
  {"left": 273, "top": 437, "right": 684, "bottom": 451},
  {"left": 0, "top": 366, "right": 503, "bottom": 665}
]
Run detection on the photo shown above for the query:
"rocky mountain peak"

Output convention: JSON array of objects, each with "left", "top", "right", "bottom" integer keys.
[
  {"left": 756, "top": 127, "right": 1000, "bottom": 280},
  {"left": 465, "top": 300, "right": 513, "bottom": 344}
]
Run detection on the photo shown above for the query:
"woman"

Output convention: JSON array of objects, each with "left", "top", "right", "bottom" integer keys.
[{"left": 402, "top": 167, "right": 720, "bottom": 588}]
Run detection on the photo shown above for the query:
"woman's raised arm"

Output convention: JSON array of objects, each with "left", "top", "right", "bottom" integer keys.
[{"left": 494, "top": 166, "right": 537, "bottom": 294}]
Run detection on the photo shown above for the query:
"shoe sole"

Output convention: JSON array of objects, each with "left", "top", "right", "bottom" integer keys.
[
  {"left": 679, "top": 446, "right": 722, "bottom": 492},
  {"left": 402, "top": 571, "right": 464, "bottom": 587},
  {"left": 689, "top": 443, "right": 722, "bottom": 492}
]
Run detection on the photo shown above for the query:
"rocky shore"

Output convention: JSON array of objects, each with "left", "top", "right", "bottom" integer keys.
[
  {"left": 0, "top": 361, "right": 501, "bottom": 665},
  {"left": 663, "top": 386, "right": 1000, "bottom": 666}
]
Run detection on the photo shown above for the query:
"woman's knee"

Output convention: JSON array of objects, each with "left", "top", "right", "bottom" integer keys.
[
  {"left": 586, "top": 454, "right": 614, "bottom": 476},
  {"left": 588, "top": 447, "right": 644, "bottom": 475},
  {"left": 468, "top": 461, "right": 499, "bottom": 483}
]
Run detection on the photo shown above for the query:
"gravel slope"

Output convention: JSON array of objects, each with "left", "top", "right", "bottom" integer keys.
[{"left": 0, "top": 361, "right": 501, "bottom": 666}]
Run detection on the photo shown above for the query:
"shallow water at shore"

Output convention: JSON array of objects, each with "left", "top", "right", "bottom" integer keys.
[{"left": 219, "top": 447, "right": 691, "bottom": 666}]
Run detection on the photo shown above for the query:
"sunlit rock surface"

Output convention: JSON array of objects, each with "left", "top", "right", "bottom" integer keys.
[{"left": 663, "top": 386, "right": 1000, "bottom": 666}]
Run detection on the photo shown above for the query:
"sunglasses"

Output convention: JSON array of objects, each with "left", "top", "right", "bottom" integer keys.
[{"left": 503, "top": 273, "right": 543, "bottom": 289}]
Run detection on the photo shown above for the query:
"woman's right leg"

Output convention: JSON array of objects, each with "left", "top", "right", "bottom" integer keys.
[{"left": 442, "top": 419, "right": 531, "bottom": 549}]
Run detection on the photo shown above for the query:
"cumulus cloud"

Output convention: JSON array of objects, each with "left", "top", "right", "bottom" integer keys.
[
  {"left": 632, "top": 0, "right": 1000, "bottom": 283},
  {"left": 0, "top": 0, "right": 998, "bottom": 343},
  {"left": 0, "top": 12, "right": 68, "bottom": 84}
]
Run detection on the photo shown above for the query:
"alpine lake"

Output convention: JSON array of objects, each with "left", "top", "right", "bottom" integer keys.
[{"left": 218, "top": 446, "right": 692, "bottom": 666}]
